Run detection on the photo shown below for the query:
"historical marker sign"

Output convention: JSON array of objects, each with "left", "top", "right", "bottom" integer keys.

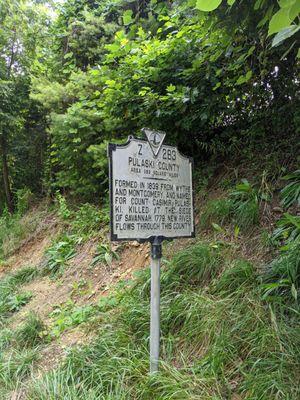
[
  {"left": 108, "top": 129, "right": 195, "bottom": 374},
  {"left": 108, "top": 132, "right": 194, "bottom": 241}
]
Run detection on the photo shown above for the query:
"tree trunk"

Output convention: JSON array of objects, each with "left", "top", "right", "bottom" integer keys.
[{"left": 0, "top": 136, "right": 14, "bottom": 213}]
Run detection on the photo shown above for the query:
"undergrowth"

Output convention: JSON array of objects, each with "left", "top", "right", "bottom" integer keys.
[
  {"left": 15, "top": 313, "right": 47, "bottom": 348},
  {"left": 0, "top": 266, "right": 44, "bottom": 398},
  {"left": 200, "top": 179, "right": 259, "bottom": 231},
  {"left": 0, "top": 171, "right": 299, "bottom": 399},
  {"left": 0, "top": 266, "right": 38, "bottom": 323},
  {"left": 44, "top": 235, "right": 78, "bottom": 276},
  {"left": 28, "top": 241, "right": 300, "bottom": 400},
  {"left": 0, "top": 191, "right": 47, "bottom": 259}
]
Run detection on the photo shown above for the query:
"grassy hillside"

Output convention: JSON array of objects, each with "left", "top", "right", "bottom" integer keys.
[{"left": 0, "top": 164, "right": 299, "bottom": 400}]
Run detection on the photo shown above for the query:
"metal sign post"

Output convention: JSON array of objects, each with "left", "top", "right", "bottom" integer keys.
[
  {"left": 108, "top": 129, "right": 194, "bottom": 374},
  {"left": 150, "top": 237, "right": 162, "bottom": 374}
]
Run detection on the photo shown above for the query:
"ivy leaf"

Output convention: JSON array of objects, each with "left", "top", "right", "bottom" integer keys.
[
  {"left": 195, "top": 0, "right": 222, "bottom": 12},
  {"left": 268, "top": 8, "right": 291, "bottom": 36},
  {"left": 272, "top": 25, "right": 300, "bottom": 47}
]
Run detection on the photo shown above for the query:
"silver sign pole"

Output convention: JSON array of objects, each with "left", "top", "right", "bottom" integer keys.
[{"left": 150, "top": 237, "right": 162, "bottom": 374}]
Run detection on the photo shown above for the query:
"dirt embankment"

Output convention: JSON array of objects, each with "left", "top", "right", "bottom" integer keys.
[{"left": 4, "top": 215, "right": 151, "bottom": 376}]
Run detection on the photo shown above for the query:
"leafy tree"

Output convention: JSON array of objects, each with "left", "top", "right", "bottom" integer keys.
[
  {"left": 30, "top": 0, "right": 298, "bottom": 200},
  {"left": 195, "top": 0, "right": 300, "bottom": 48},
  {"left": 0, "top": 0, "right": 298, "bottom": 206},
  {"left": 0, "top": 0, "right": 49, "bottom": 212}
]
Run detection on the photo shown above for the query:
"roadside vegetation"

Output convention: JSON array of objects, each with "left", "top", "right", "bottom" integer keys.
[
  {"left": 0, "top": 0, "right": 299, "bottom": 398},
  {"left": 0, "top": 167, "right": 298, "bottom": 399}
]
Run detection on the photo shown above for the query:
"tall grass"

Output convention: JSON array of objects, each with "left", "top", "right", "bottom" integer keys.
[
  {"left": 200, "top": 198, "right": 232, "bottom": 229},
  {"left": 199, "top": 180, "right": 260, "bottom": 232},
  {"left": 28, "top": 241, "right": 300, "bottom": 399},
  {"left": 15, "top": 313, "right": 46, "bottom": 348},
  {"left": 0, "top": 348, "right": 38, "bottom": 393}
]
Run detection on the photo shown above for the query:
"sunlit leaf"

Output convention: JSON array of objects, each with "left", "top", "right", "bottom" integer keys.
[
  {"left": 289, "top": 1, "right": 300, "bottom": 20},
  {"left": 268, "top": 8, "right": 291, "bottom": 36},
  {"left": 195, "top": 0, "right": 222, "bottom": 12},
  {"left": 123, "top": 10, "right": 133, "bottom": 25},
  {"left": 166, "top": 84, "right": 176, "bottom": 92},
  {"left": 272, "top": 25, "right": 300, "bottom": 47}
]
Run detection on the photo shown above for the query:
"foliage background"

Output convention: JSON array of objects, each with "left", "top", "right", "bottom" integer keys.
[{"left": 0, "top": 0, "right": 298, "bottom": 207}]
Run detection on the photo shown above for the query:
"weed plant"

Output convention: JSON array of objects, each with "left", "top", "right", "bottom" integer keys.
[
  {"left": 0, "top": 267, "right": 38, "bottom": 322},
  {"left": 55, "top": 193, "right": 109, "bottom": 238},
  {"left": 15, "top": 313, "right": 46, "bottom": 348},
  {"left": 200, "top": 180, "right": 260, "bottom": 232},
  {"left": 0, "top": 200, "right": 48, "bottom": 258},
  {"left": 91, "top": 243, "right": 119, "bottom": 267},
  {"left": 50, "top": 302, "right": 97, "bottom": 337},
  {"left": 71, "top": 203, "right": 110, "bottom": 237},
  {"left": 271, "top": 213, "right": 300, "bottom": 246},
  {"left": 44, "top": 235, "right": 78, "bottom": 276},
  {"left": 262, "top": 241, "right": 300, "bottom": 304}
]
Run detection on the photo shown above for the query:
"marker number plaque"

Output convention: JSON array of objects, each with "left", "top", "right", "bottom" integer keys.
[{"left": 108, "top": 135, "right": 194, "bottom": 241}]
